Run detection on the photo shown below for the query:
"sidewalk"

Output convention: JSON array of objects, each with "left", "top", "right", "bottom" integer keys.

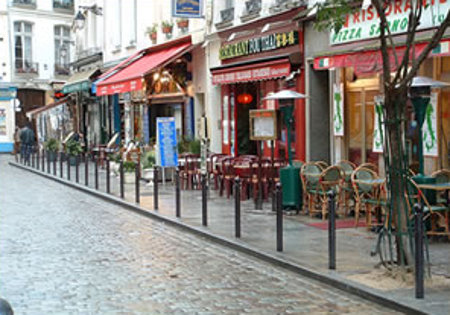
[{"left": 12, "top": 158, "right": 450, "bottom": 314}]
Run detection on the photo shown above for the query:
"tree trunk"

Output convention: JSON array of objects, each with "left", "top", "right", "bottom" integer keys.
[{"left": 383, "top": 89, "right": 413, "bottom": 267}]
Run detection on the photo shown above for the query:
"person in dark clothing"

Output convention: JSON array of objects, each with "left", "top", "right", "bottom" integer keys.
[{"left": 20, "top": 122, "right": 35, "bottom": 165}]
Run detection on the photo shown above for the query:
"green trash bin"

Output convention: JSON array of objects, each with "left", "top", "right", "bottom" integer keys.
[
  {"left": 280, "top": 165, "right": 302, "bottom": 211},
  {"left": 412, "top": 174, "right": 436, "bottom": 205}
]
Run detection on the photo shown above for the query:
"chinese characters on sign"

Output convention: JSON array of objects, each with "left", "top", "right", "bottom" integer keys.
[
  {"left": 219, "top": 31, "right": 299, "bottom": 60},
  {"left": 157, "top": 117, "right": 178, "bottom": 167}
]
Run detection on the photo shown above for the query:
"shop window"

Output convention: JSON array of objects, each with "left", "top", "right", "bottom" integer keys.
[
  {"left": 54, "top": 25, "right": 70, "bottom": 75},
  {"left": 14, "top": 21, "right": 36, "bottom": 73}
]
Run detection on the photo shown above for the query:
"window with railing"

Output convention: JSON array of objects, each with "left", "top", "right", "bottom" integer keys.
[
  {"left": 14, "top": 21, "right": 37, "bottom": 74},
  {"left": 12, "top": 0, "right": 36, "bottom": 7},
  {"left": 53, "top": 0, "right": 74, "bottom": 11},
  {"left": 54, "top": 25, "right": 70, "bottom": 76}
]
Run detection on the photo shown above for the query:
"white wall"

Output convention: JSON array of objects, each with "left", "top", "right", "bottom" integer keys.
[
  {"left": 0, "top": 2, "right": 12, "bottom": 83},
  {"left": 8, "top": 0, "right": 74, "bottom": 86}
]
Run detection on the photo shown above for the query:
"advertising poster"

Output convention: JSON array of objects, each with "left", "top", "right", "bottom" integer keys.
[
  {"left": 423, "top": 92, "right": 438, "bottom": 157},
  {"left": 372, "top": 96, "right": 385, "bottom": 153},
  {"left": 156, "top": 117, "right": 178, "bottom": 167},
  {"left": 333, "top": 83, "right": 344, "bottom": 136},
  {"left": 0, "top": 108, "right": 6, "bottom": 136}
]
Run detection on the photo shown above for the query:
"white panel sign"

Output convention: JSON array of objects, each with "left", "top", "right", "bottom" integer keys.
[
  {"left": 333, "top": 83, "right": 344, "bottom": 136},
  {"left": 373, "top": 96, "right": 385, "bottom": 153},
  {"left": 423, "top": 92, "right": 438, "bottom": 157}
]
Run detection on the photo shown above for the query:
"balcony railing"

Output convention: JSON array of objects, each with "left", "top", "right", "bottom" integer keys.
[
  {"left": 54, "top": 63, "right": 70, "bottom": 76},
  {"left": 245, "top": 0, "right": 262, "bottom": 15},
  {"left": 53, "top": 0, "right": 74, "bottom": 12},
  {"left": 77, "top": 47, "right": 102, "bottom": 59},
  {"left": 12, "top": 0, "right": 36, "bottom": 8},
  {"left": 15, "top": 61, "right": 39, "bottom": 75},
  {"left": 220, "top": 7, "right": 234, "bottom": 23}
]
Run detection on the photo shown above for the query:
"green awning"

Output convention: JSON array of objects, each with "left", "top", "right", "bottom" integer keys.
[{"left": 62, "top": 68, "right": 100, "bottom": 94}]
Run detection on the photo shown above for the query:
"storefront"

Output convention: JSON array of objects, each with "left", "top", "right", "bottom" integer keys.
[
  {"left": 313, "top": 1, "right": 450, "bottom": 172},
  {"left": 62, "top": 68, "right": 102, "bottom": 148},
  {"left": 95, "top": 36, "right": 196, "bottom": 146},
  {"left": 210, "top": 8, "right": 305, "bottom": 160},
  {"left": 0, "top": 85, "right": 17, "bottom": 153}
]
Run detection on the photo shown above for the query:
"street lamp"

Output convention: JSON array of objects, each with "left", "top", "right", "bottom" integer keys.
[
  {"left": 73, "top": 4, "right": 103, "bottom": 30},
  {"left": 409, "top": 76, "right": 448, "bottom": 175},
  {"left": 74, "top": 10, "right": 86, "bottom": 30},
  {"left": 263, "top": 90, "right": 307, "bottom": 166}
]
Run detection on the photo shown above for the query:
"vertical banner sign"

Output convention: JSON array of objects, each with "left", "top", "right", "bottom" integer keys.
[
  {"left": 172, "top": 0, "right": 202, "bottom": 18},
  {"left": 423, "top": 92, "right": 438, "bottom": 157},
  {"left": 373, "top": 96, "right": 385, "bottom": 153},
  {"left": 333, "top": 83, "right": 344, "bottom": 136},
  {"left": 0, "top": 108, "right": 6, "bottom": 136},
  {"left": 157, "top": 117, "right": 178, "bottom": 167}
]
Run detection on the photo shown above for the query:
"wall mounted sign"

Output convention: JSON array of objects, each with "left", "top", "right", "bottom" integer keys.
[
  {"left": 331, "top": 0, "right": 450, "bottom": 45},
  {"left": 333, "top": 83, "right": 344, "bottom": 137},
  {"left": 172, "top": 0, "right": 202, "bottom": 18},
  {"left": 219, "top": 30, "right": 298, "bottom": 60},
  {"left": 212, "top": 62, "right": 291, "bottom": 85},
  {"left": 249, "top": 109, "right": 277, "bottom": 141},
  {"left": 373, "top": 95, "right": 385, "bottom": 153},
  {"left": 423, "top": 92, "right": 438, "bottom": 157},
  {"left": 0, "top": 87, "right": 17, "bottom": 101}
]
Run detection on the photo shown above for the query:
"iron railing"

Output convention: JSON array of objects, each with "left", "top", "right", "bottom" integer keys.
[{"left": 15, "top": 61, "right": 39, "bottom": 74}]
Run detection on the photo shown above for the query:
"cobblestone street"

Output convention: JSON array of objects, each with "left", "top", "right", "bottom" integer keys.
[{"left": 0, "top": 156, "right": 401, "bottom": 314}]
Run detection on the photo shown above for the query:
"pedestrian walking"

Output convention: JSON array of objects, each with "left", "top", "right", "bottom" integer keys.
[
  {"left": 20, "top": 121, "right": 35, "bottom": 165},
  {"left": 13, "top": 126, "right": 21, "bottom": 162}
]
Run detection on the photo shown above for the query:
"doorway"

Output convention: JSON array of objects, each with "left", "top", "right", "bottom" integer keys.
[{"left": 236, "top": 83, "right": 258, "bottom": 155}]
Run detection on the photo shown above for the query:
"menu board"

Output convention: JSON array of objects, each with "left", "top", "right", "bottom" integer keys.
[
  {"left": 156, "top": 117, "right": 178, "bottom": 167},
  {"left": 249, "top": 109, "right": 277, "bottom": 141}
]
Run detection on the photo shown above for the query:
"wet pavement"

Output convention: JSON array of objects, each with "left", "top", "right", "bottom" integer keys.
[{"left": 0, "top": 155, "right": 401, "bottom": 314}]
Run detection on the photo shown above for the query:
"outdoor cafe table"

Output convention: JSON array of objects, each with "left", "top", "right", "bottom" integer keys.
[{"left": 417, "top": 182, "right": 450, "bottom": 204}]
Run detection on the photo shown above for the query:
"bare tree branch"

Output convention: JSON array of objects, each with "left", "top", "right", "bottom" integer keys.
[
  {"left": 401, "top": 9, "right": 450, "bottom": 87},
  {"left": 372, "top": 0, "right": 391, "bottom": 89}
]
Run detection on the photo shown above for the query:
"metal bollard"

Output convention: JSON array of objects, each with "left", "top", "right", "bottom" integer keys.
[
  {"left": 59, "top": 152, "right": 63, "bottom": 178},
  {"left": 175, "top": 167, "right": 180, "bottom": 217},
  {"left": 47, "top": 150, "right": 50, "bottom": 173},
  {"left": 235, "top": 177, "right": 241, "bottom": 238},
  {"left": 414, "top": 203, "right": 424, "bottom": 299},
  {"left": 135, "top": 162, "right": 140, "bottom": 204},
  {"left": 53, "top": 153, "right": 56, "bottom": 175},
  {"left": 328, "top": 190, "right": 336, "bottom": 270},
  {"left": 95, "top": 157, "right": 99, "bottom": 190},
  {"left": 36, "top": 151, "right": 40, "bottom": 171},
  {"left": 119, "top": 160, "right": 124, "bottom": 199},
  {"left": 202, "top": 172, "right": 207, "bottom": 226},
  {"left": 41, "top": 150, "right": 45, "bottom": 171},
  {"left": 154, "top": 166, "right": 159, "bottom": 210},
  {"left": 106, "top": 158, "right": 110, "bottom": 194},
  {"left": 85, "top": 152, "right": 89, "bottom": 186},
  {"left": 31, "top": 152, "right": 35, "bottom": 168},
  {"left": 276, "top": 182, "right": 283, "bottom": 251},
  {"left": 67, "top": 155, "right": 71, "bottom": 180},
  {"left": 75, "top": 155, "right": 79, "bottom": 183},
  {"left": 0, "top": 297, "right": 14, "bottom": 315}
]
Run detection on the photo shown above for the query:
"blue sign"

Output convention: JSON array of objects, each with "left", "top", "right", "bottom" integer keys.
[
  {"left": 172, "top": 0, "right": 203, "bottom": 18},
  {"left": 0, "top": 86, "right": 17, "bottom": 101},
  {"left": 157, "top": 117, "right": 178, "bottom": 167}
]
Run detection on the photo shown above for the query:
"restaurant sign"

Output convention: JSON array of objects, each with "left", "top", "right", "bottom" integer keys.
[
  {"left": 219, "top": 31, "right": 298, "bottom": 60},
  {"left": 331, "top": 0, "right": 450, "bottom": 45},
  {"left": 172, "top": 0, "right": 202, "bottom": 18}
]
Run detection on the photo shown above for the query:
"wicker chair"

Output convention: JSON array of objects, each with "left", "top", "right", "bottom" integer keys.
[
  {"left": 300, "top": 162, "right": 323, "bottom": 217},
  {"left": 336, "top": 160, "right": 356, "bottom": 216}
]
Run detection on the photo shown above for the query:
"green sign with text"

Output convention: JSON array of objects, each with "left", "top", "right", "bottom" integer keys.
[{"left": 219, "top": 30, "right": 298, "bottom": 60}]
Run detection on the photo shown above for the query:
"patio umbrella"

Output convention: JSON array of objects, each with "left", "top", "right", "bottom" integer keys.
[{"left": 263, "top": 90, "right": 308, "bottom": 100}]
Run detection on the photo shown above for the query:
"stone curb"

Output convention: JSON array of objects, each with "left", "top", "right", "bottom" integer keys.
[{"left": 10, "top": 161, "right": 426, "bottom": 315}]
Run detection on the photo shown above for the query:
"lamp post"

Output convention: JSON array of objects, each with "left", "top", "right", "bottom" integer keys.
[{"left": 409, "top": 76, "right": 448, "bottom": 175}]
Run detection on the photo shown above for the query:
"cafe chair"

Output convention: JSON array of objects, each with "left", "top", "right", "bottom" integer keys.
[
  {"left": 300, "top": 162, "right": 322, "bottom": 216},
  {"left": 431, "top": 169, "right": 450, "bottom": 204},
  {"left": 351, "top": 167, "right": 386, "bottom": 229},
  {"left": 316, "top": 165, "right": 343, "bottom": 220},
  {"left": 359, "top": 162, "right": 378, "bottom": 172},
  {"left": 336, "top": 160, "right": 356, "bottom": 216},
  {"left": 406, "top": 179, "right": 449, "bottom": 239}
]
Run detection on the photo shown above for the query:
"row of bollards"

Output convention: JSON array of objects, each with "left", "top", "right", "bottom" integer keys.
[{"left": 22, "top": 154, "right": 426, "bottom": 299}]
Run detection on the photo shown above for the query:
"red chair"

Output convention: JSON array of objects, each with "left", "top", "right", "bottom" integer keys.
[{"left": 220, "top": 157, "right": 235, "bottom": 198}]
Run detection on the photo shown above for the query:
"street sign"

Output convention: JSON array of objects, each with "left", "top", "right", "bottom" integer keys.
[{"left": 156, "top": 117, "right": 178, "bottom": 167}]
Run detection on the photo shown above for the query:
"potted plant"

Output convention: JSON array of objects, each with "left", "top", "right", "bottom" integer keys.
[
  {"left": 123, "top": 160, "right": 137, "bottom": 184},
  {"left": 176, "top": 18, "right": 189, "bottom": 29},
  {"left": 146, "top": 23, "right": 158, "bottom": 41},
  {"left": 161, "top": 20, "right": 173, "bottom": 34},
  {"left": 141, "top": 150, "right": 156, "bottom": 182},
  {"left": 65, "top": 139, "right": 83, "bottom": 166},
  {"left": 44, "top": 138, "right": 59, "bottom": 162}
]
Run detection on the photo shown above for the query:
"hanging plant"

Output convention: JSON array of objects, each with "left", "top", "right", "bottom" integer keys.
[
  {"left": 161, "top": 20, "right": 173, "bottom": 34},
  {"left": 176, "top": 18, "right": 189, "bottom": 29}
]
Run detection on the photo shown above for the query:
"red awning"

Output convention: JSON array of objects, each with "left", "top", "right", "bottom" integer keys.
[
  {"left": 211, "top": 58, "right": 291, "bottom": 85},
  {"left": 96, "top": 41, "right": 192, "bottom": 96},
  {"left": 314, "top": 38, "right": 450, "bottom": 75}
]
